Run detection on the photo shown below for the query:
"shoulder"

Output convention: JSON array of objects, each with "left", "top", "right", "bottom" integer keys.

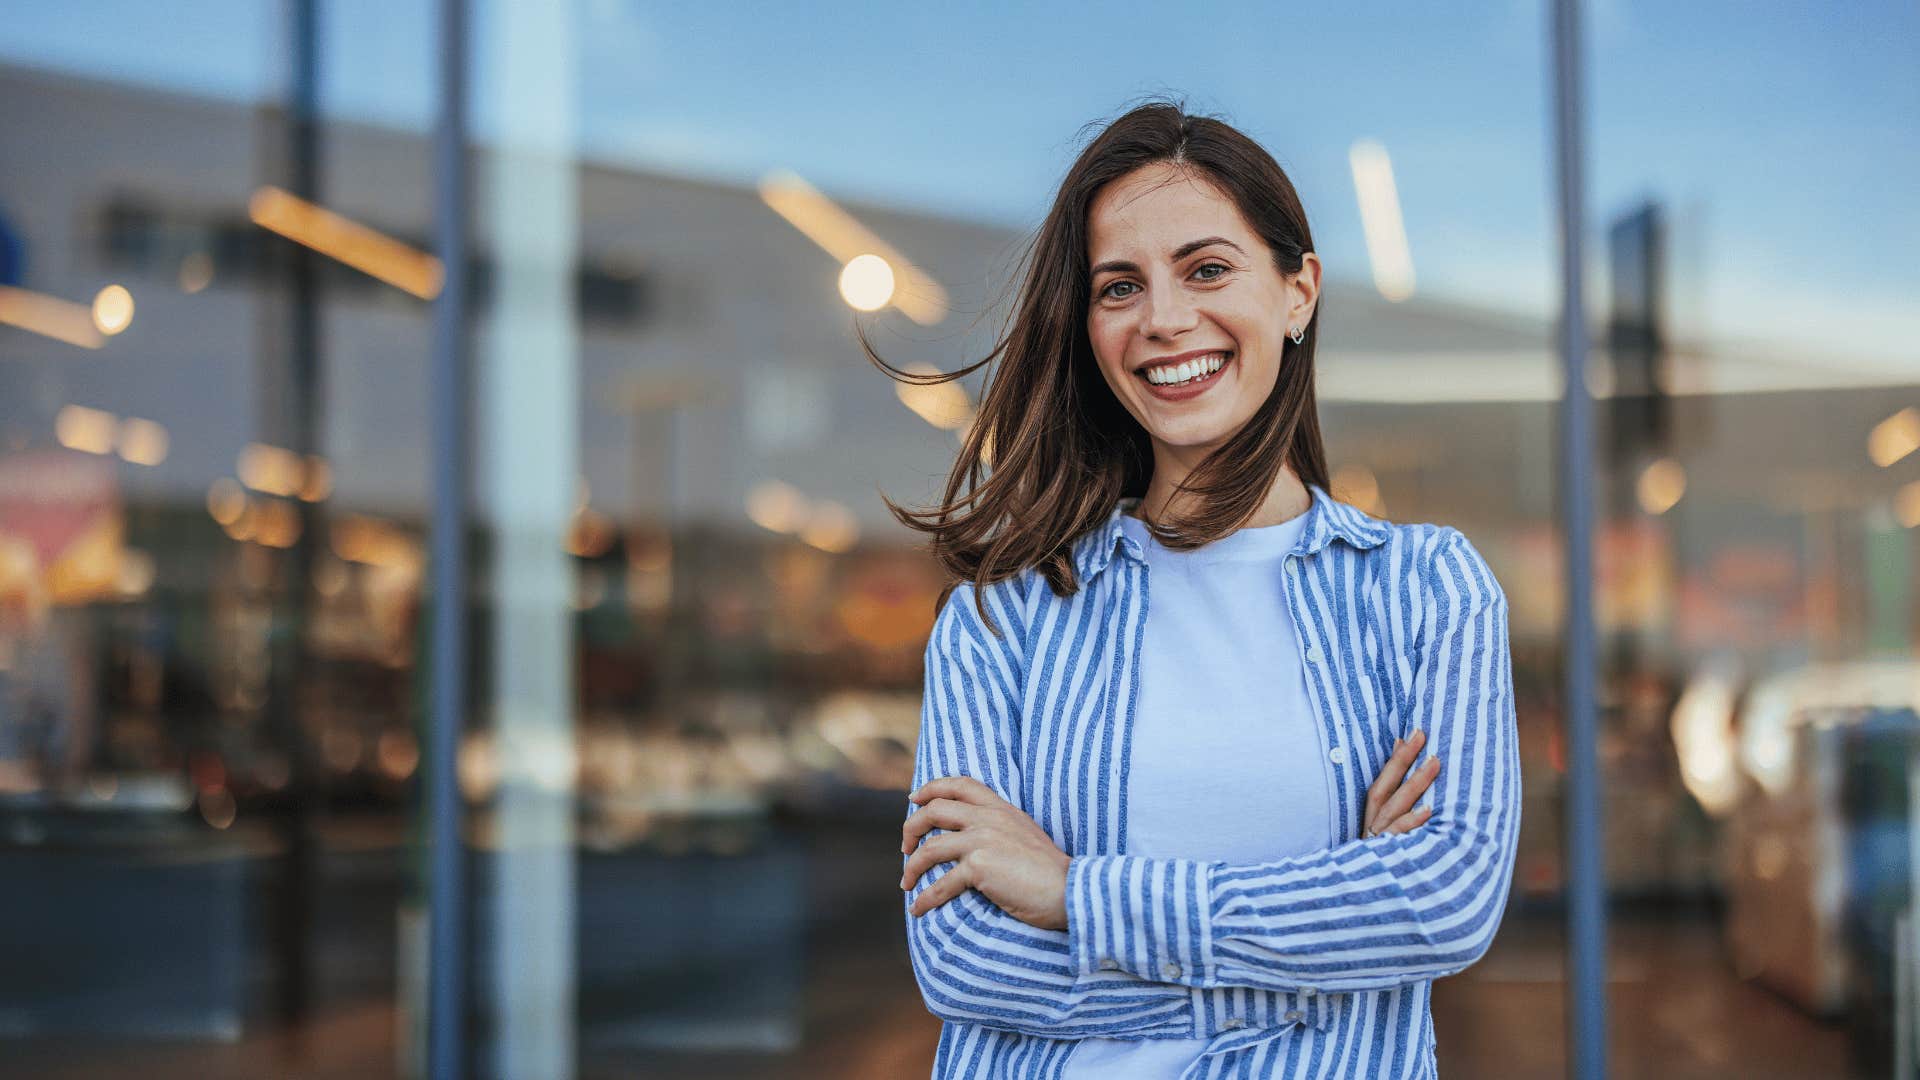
[
  {"left": 1362, "top": 515, "right": 1449, "bottom": 558},
  {"left": 1427, "top": 526, "right": 1503, "bottom": 602},
  {"left": 1363, "top": 519, "right": 1505, "bottom": 622},
  {"left": 932, "top": 569, "right": 1036, "bottom": 654},
  {"left": 1394, "top": 523, "right": 1506, "bottom": 627}
]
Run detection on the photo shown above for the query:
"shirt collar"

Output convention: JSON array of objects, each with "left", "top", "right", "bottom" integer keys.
[{"left": 1072, "top": 481, "right": 1392, "bottom": 583}]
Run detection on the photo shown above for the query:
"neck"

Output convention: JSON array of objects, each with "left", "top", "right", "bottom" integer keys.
[{"left": 1133, "top": 448, "right": 1312, "bottom": 530}]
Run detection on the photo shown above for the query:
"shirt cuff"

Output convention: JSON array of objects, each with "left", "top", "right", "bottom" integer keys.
[{"left": 1065, "top": 854, "right": 1213, "bottom": 986}]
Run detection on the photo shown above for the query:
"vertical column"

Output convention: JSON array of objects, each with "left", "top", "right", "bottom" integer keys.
[
  {"left": 477, "top": 1, "right": 579, "bottom": 1077},
  {"left": 426, "top": 0, "right": 471, "bottom": 1076},
  {"left": 260, "top": 0, "right": 322, "bottom": 1033},
  {"left": 1551, "top": 1, "right": 1610, "bottom": 1077}
]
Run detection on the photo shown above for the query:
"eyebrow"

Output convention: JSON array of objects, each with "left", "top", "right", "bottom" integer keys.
[{"left": 1089, "top": 236, "right": 1247, "bottom": 279}]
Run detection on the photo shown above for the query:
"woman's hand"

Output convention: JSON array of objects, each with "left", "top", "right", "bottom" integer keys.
[
  {"left": 1364, "top": 728, "right": 1441, "bottom": 838},
  {"left": 900, "top": 776, "right": 1071, "bottom": 931}
]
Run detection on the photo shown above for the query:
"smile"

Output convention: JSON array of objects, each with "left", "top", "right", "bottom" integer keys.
[{"left": 1136, "top": 351, "right": 1231, "bottom": 398}]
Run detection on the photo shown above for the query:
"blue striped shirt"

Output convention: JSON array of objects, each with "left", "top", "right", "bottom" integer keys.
[{"left": 903, "top": 483, "right": 1521, "bottom": 1079}]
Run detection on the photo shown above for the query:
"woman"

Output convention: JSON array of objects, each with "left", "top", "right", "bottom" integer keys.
[{"left": 877, "top": 101, "right": 1520, "bottom": 1079}]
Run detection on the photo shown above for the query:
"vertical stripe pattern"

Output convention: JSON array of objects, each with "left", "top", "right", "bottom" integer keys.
[{"left": 904, "top": 484, "right": 1521, "bottom": 1078}]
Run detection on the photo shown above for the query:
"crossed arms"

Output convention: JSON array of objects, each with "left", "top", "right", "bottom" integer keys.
[{"left": 900, "top": 529, "right": 1521, "bottom": 1038}]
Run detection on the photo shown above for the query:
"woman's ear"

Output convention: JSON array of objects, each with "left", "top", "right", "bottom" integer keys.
[{"left": 1289, "top": 251, "right": 1323, "bottom": 329}]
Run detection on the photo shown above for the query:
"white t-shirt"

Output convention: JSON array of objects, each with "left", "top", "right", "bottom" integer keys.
[{"left": 1060, "top": 506, "right": 1334, "bottom": 1077}]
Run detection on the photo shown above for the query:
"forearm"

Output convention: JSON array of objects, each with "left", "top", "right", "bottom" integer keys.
[
  {"left": 1066, "top": 813, "right": 1519, "bottom": 994},
  {"left": 905, "top": 863, "right": 1197, "bottom": 1037},
  {"left": 904, "top": 581, "right": 1202, "bottom": 1036}
]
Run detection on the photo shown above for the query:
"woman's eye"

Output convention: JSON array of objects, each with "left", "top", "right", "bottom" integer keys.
[{"left": 1098, "top": 265, "right": 1226, "bottom": 301}]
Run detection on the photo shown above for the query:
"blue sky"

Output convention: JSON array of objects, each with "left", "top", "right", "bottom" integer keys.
[{"left": 3, "top": 0, "right": 1915, "bottom": 359}]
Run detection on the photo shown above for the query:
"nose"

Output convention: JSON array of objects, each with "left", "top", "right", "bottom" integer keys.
[{"left": 1139, "top": 284, "right": 1199, "bottom": 339}]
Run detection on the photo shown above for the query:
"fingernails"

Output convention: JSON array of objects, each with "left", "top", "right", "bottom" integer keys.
[{"left": 900, "top": 875, "right": 910, "bottom": 889}]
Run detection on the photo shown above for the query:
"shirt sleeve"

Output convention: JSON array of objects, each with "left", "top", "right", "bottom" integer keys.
[
  {"left": 1063, "top": 528, "right": 1523, "bottom": 994},
  {"left": 903, "top": 577, "right": 1197, "bottom": 1038}
]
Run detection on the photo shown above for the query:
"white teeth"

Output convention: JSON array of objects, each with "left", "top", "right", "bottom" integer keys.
[{"left": 1144, "top": 353, "right": 1227, "bottom": 386}]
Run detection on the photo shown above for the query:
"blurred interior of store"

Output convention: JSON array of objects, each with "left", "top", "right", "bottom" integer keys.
[{"left": 0, "top": 3, "right": 1915, "bottom": 1078}]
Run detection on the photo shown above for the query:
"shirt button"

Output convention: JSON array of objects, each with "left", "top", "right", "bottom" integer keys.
[
  {"left": 1305, "top": 644, "right": 1323, "bottom": 664},
  {"left": 1328, "top": 745, "right": 1347, "bottom": 765},
  {"left": 1300, "top": 986, "right": 1317, "bottom": 997},
  {"left": 1161, "top": 961, "right": 1182, "bottom": 978},
  {"left": 1098, "top": 958, "right": 1119, "bottom": 971},
  {"left": 1285, "top": 1010, "right": 1305, "bottom": 1023},
  {"left": 1222, "top": 1017, "right": 1245, "bottom": 1030}
]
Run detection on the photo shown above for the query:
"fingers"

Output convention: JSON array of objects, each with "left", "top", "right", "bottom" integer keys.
[
  {"left": 1369, "top": 755, "right": 1441, "bottom": 836},
  {"left": 1364, "top": 730, "right": 1425, "bottom": 829},
  {"left": 908, "top": 776, "right": 998, "bottom": 807},
  {"left": 1381, "top": 804, "right": 1433, "bottom": 835},
  {"left": 901, "top": 833, "right": 963, "bottom": 889},
  {"left": 1369, "top": 731, "right": 1423, "bottom": 799},
  {"left": 901, "top": 797, "right": 971, "bottom": 853},
  {"left": 907, "top": 861, "right": 971, "bottom": 917}
]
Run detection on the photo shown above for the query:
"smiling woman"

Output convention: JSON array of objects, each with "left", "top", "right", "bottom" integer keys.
[
  {"left": 1083, "top": 169, "right": 1319, "bottom": 492},
  {"left": 868, "top": 99, "right": 1520, "bottom": 1080}
]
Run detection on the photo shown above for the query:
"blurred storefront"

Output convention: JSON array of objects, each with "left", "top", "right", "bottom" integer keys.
[{"left": 0, "top": 3, "right": 1916, "bottom": 1078}]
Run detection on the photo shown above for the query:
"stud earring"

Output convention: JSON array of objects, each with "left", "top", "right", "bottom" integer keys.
[{"left": 1288, "top": 325, "right": 1305, "bottom": 345}]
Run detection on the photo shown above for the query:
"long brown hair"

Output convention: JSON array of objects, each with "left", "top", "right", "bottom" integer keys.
[{"left": 867, "top": 98, "right": 1330, "bottom": 634}]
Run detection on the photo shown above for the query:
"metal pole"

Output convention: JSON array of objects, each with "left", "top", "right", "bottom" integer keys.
[
  {"left": 428, "top": 0, "right": 470, "bottom": 1076},
  {"left": 1551, "top": 1, "right": 1609, "bottom": 1077},
  {"left": 266, "top": 0, "right": 321, "bottom": 1030}
]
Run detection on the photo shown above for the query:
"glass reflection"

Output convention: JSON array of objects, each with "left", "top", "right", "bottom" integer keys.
[{"left": 0, "top": 2, "right": 1914, "bottom": 1077}]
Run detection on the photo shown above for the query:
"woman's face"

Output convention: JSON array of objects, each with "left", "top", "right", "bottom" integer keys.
[{"left": 1085, "top": 162, "right": 1320, "bottom": 464}]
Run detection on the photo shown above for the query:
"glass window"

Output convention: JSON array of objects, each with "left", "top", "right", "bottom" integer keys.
[{"left": 3, "top": 3, "right": 1912, "bottom": 1077}]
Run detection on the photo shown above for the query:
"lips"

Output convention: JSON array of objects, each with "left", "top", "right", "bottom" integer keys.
[
  {"left": 1136, "top": 351, "right": 1231, "bottom": 400},
  {"left": 1133, "top": 348, "right": 1231, "bottom": 379}
]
